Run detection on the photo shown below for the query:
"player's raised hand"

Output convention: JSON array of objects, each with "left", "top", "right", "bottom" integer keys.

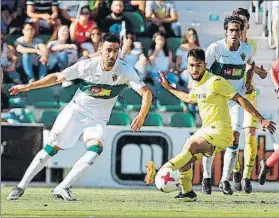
[
  {"left": 131, "top": 114, "right": 145, "bottom": 132},
  {"left": 256, "top": 65, "right": 267, "bottom": 79},
  {"left": 261, "top": 120, "right": 277, "bottom": 134},
  {"left": 159, "top": 71, "right": 170, "bottom": 90},
  {"left": 9, "top": 84, "right": 30, "bottom": 96}
]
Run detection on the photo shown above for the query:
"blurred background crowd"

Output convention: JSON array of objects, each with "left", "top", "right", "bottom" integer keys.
[{"left": 1, "top": 0, "right": 279, "bottom": 128}]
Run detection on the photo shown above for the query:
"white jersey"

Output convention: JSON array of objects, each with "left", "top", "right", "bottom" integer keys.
[
  {"left": 62, "top": 56, "right": 146, "bottom": 122},
  {"left": 205, "top": 39, "right": 254, "bottom": 95}
]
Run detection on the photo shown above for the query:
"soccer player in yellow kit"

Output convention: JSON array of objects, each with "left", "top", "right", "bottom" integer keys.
[
  {"left": 232, "top": 8, "right": 268, "bottom": 193},
  {"left": 145, "top": 48, "right": 275, "bottom": 201}
]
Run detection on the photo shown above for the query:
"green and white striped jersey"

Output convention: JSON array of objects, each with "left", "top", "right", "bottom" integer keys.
[
  {"left": 206, "top": 39, "right": 254, "bottom": 95},
  {"left": 62, "top": 56, "right": 145, "bottom": 122}
]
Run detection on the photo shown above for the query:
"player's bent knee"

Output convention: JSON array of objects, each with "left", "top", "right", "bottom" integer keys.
[
  {"left": 87, "top": 144, "right": 103, "bottom": 155},
  {"left": 44, "top": 144, "right": 59, "bottom": 156}
]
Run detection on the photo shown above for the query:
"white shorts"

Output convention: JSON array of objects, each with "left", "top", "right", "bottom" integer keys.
[
  {"left": 47, "top": 101, "right": 106, "bottom": 149},
  {"left": 228, "top": 100, "right": 243, "bottom": 133}
]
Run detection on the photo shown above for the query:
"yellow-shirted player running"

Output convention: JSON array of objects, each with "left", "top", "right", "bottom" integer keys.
[
  {"left": 144, "top": 48, "right": 275, "bottom": 201},
  {"left": 232, "top": 8, "right": 268, "bottom": 194}
]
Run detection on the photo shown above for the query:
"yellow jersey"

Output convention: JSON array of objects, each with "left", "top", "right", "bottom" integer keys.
[{"left": 189, "top": 71, "right": 237, "bottom": 130}]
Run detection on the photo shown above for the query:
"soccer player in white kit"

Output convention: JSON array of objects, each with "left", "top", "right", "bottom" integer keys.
[
  {"left": 7, "top": 33, "right": 152, "bottom": 201},
  {"left": 201, "top": 16, "right": 255, "bottom": 195}
]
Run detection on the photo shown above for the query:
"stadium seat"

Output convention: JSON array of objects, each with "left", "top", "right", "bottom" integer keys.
[
  {"left": 2, "top": 83, "right": 27, "bottom": 108},
  {"left": 169, "top": 112, "right": 196, "bottom": 127},
  {"left": 167, "top": 37, "right": 182, "bottom": 56},
  {"left": 26, "top": 86, "right": 59, "bottom": 108},
  {"left": 157, "top": 89, "right": 187, "bottom": 112},
  {"left": 108, "top": 111, "right": 131, "bottom": 126},
  {"left": 58, "top": 84, "right": 79, "bottom": 107},
  {"left": 122, "top": 87, "right": 155, "bottom": 111},
  {"left": 122, "top": 87, "right": 142, "bottom": 111},
  {"left": 123, "top": 11, "right": 145, "bottom": 34},
  {"left": 9, "top": 108, "right": 36, "bottom": 123},
  {"left": 112, "top": 100, "right": 123, "bottom": 111},
  {"left": 143, "top": 113, "right": 164, "bottom": 126},
  {"left": 39, "top": 109, "right": 60, "bottom": 129}
]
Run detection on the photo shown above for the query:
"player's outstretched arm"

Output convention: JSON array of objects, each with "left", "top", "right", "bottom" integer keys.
[
  {"left": 159, "top": 71, "right": 195, "bottom": 104},
  {"left": 9, "top": 72, "right": 65, "bottom": 96},
  {"left": 245, "top": 61, "right": 255, "bottom": 94},
  {"left": 232, "top": 94, "right": 276, "bottom": 134},
  {"left": 131, "top": 87, "right": 152, "bottom": 132}
]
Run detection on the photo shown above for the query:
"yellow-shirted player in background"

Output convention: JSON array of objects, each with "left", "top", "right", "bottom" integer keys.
[
  {"left": 232, "top": 8, "right": 268, "bottom": 194},
  {"left": 144, "top": 49, "right": 275, "bottom": 201}
]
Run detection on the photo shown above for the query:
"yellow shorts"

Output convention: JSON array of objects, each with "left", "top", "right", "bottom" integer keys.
[
  {"left": 243, "top": 90, "right": 257, "bottom": 129},
  {"left": 193, "top": 127, "right": 233, "bottom": 155}
]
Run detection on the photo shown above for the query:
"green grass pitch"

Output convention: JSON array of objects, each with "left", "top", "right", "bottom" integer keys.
[{"left": 1, "top": 187, "right": 279, "bottom": 217}]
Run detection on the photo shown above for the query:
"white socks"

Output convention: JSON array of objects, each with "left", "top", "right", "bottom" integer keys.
[
  {"left": 57, "top": 151, "right": 100, "bottom": 189},
  {"left": 18, "top": 149, "right": 51, "bottom": 189},
  {"left": 202, "top": 153, "right": 215, "bottom": 179},
  {"left": 221, "top": 147, "right": 239, "bottom": 182}
]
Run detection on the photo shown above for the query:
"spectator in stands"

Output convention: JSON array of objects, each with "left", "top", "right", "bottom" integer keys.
[
  {"left": 47, "top": 25, "right": 78, "bottom": 72},
  {"left": 92, "top": 0, "right": 113, "bottom": 25},
  {"left": 1, "top": 32, "right": 20, "bottom": 83},
  {"left": 271, "top": 0, "right": 279, "bottom": 49},
  {"left": 70, "top": 5, "right": 96, "bottom": 50},
  {"left": 101, "top": 0, "right": 133, "bottom": 37},
  {"left": 27, "top": 0, "right": 61, "bottom": 35},
  {"left": 14, "top": 22, "right": 48, "bottom": 83},
  {"left": 120, "top": 33, "right": 147, "bottom": 79},
  {"left": 131, "top": 0, "right": 146, "bottom": 17},
  {"left": 148, "top": 32, "right": 177, "bottom": 94},
  {"left": 145, "top": 0, "right": 181, "bottom": 37},
  {"left": 176, "top": 28, "right": 200, "bottom": 73},
  {"left": 1, "top": 0, "right": 27, "bottom": 34},
  {"left": 81, "top": 26, "right": 102, "bottom": 59},
  {"left": 59, "top": 1, "right": 89, "bottom": 26}
]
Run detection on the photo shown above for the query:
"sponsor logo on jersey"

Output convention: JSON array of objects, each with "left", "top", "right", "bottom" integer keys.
[
  {"left": 196, "top": 93, "right": 207, "bottom": 99},
  {"left": 224, "top": 68, "right": 242, "bottom": 76},
  {"left": 90, "top": 87, "right": 111, "bottom": 96}
]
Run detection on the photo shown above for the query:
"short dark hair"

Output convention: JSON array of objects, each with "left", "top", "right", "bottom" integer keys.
[
  {"left": 224, "top": 15, "right": 244, "bottom": 31},
  {"left": 80, "top": 5, "right": 90, "bottom": 12},
  {"left": 101, "top": 33, "right": 120, "bottom": 44},
  {"left": 187, "top": 48, "right": 205, "bottom": 62},
  {"left": 233, "top": 8, "right": 250, "bottom": 21},
  {"left": 23, "top": 22, "right": 35, "bottom": 29}
]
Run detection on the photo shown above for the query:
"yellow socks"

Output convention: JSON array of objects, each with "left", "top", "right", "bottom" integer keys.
[
  {"left": 165, "top": 149, "right": 193, "bottom": 171},
  {"left": 243, "top": 135, "right": 257, "bottom": 179},
  {"left": 179, "top": 168, "right": 193, "bottom": 194}
]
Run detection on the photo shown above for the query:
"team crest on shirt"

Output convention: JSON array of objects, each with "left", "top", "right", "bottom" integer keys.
[
  {"left": 112, "top": 74, "right": 118, "bottom": 82},
  {"left": 240, "top": 52, "right": 246, "bottom": 61}
]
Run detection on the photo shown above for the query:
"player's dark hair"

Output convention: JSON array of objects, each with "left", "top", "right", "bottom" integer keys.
[
  {"left": 187, "top": 48, "right": 205, "bottom": 62},
  {"left": 23, "top": 22, "right": 35, "bottom": 29},
  {"left": 224, "top": 15, "right": 244, "bottom": 31},
  {"left": 233, "top": 8, "right": 250, "bottom": 21},
  {"left": 101, "top": 33, "right": 120, "bottom": 44}
]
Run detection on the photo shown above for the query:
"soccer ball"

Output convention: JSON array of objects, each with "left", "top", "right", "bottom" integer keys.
[{"left": 155, "top": 168, "right": 179, "bottom": 193}]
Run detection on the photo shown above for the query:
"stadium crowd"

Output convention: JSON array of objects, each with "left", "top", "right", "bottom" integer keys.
[{"left": 1, "top": 0, "right": 278, "bottom": 120}]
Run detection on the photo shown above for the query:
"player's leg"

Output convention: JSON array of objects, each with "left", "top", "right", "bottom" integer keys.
[
  {"left": 202, "top": 153, "right": 215, "bottom": 195},
  {"left": 7, "top": 144, "right": 60, "bottom": 200},
  {"left": 174, "top": 158, "right": 197, "bottom": 202},
  {"left": 220, "top": 103, "right": 243, "bottom": 195},
  {"left": 237, "top": 91, "right": 257, "bottom": 193},
  {"left": 258, "top": 149, "right": 279, "bottom": 185},
  {"left": 53, "top": 123, "right": 105, "bottom": 200},
  {"left": 242, "top": 127, "right": 257, "bottom": 193},
  {"left": 6, "top": 103, "right": 77, "bottom": 201}
]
